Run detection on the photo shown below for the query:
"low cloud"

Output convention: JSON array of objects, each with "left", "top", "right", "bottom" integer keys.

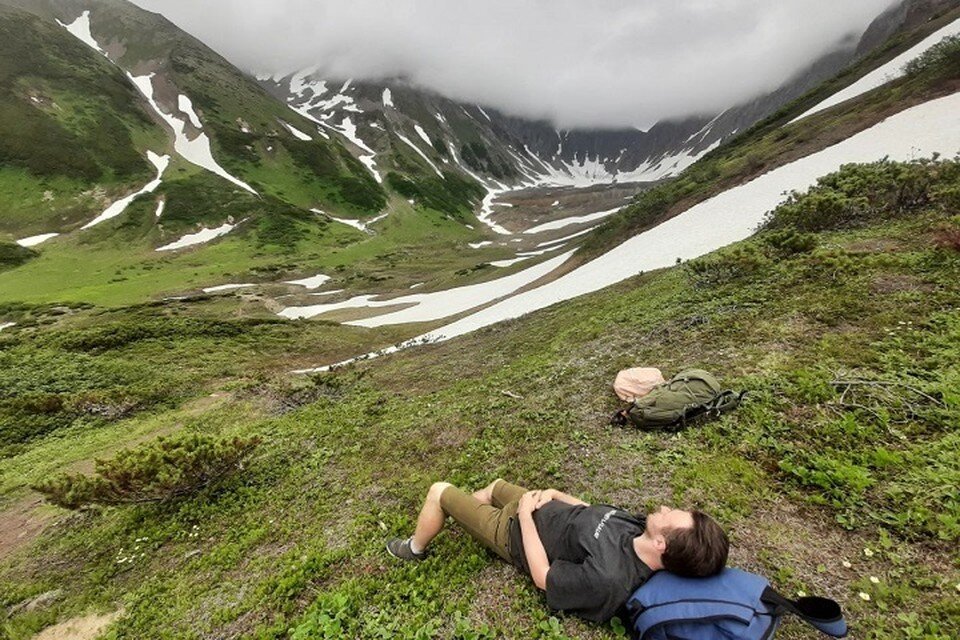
[{"left": 132, "top": 0, "right": 896, "bottom": 129}]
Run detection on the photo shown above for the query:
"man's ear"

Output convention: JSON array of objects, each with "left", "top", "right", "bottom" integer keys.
[{"left": 653, "top": 533, "right": 667, "bottom": 554}]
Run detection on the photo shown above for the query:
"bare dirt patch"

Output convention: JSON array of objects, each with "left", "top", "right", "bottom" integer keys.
[
  {"left": 0, "top": 495, "right": 56, "bottom": 563},
  {"left": 869, "top": 273, "right": 933, "bottom": 294},
  {"left": 31, "top": 609, "right": 123, "bottom": 640}
]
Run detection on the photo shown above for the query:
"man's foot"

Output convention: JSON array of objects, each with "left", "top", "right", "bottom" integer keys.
[{"left": 386, "top": 537, "right": 427, "bottom": 561}]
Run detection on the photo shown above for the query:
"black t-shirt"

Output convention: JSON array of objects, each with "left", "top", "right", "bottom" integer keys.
[{"left": 509, "top": 502, "right": 652, "bottom": 623}]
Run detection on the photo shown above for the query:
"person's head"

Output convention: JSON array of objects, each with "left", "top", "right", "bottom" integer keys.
[{"left": 643, "top": 506, "right": 728, "bottom": 577}]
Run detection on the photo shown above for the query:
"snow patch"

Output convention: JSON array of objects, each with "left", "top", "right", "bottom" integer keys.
[
  {"left": 280, "top": 120, "right": 312, "bottom": 141},
  {"left": 156, "top": 221, "right": 238, "bottom": 251},
  {"left": 317, "top": 208, "right": 387, "bottom": 233},
  {"left": 202, "top": 283, "right": 255, "bottom": 293},
  {"left": 358, "top": 155, "right": 382, "bottom": 183},
  {"left": 278, "top": 250, "right": 571, "bottom": 324},
  {"left": 178, "top": 95, "right": 202, "bottom": 128},
  {"left": 335, "top": 116, "right": 375, "bottom": 154},
  {"left": 523, "top": 207, "right": 621, "bottom": 234},
  {"left": 0, "top": 322, "right": 15, "bottom": 332},
  {"left": 155, "top": 199, "right": 166, "bottom": 218},
  {"left": 285, "top": 273, "right": 331, "bottom": 289},
  {"left": 468, "top": 241, "right": 493, "bottom": 249},
  {"left": 16, "top": 233, "right": 59, "bottom": 247},
  {"left": 396, "top": 133, "right": 443, "bottom": 178},
  {"left": 83, "top": 151, "right": 169, "bottom": 229},
  {"left": 127, "top": 74, "right": 257, "bottom": 195},
  {"left": 57, "top": 11, "right": 107, "bottom": 57},
  {"left": 382, "top": 88, "right": 394, "bottom": 107},
  {"left": 534, "top": 227, "right": 594, "bottom": 248},
  {"left": 414, "top": 124, "right": 432, "bottom": 146}
]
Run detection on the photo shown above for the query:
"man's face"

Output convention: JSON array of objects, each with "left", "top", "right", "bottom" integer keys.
[{"left": 645, "top": 505, "right": 694, "bottom": 538}]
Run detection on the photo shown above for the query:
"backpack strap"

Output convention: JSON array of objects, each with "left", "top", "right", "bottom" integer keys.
[
  {"left": 760, "top": 587, "right": 847, "bottom": 638},
  {"left": 707, "top": 390, "right": 747, "bottom": 413}
]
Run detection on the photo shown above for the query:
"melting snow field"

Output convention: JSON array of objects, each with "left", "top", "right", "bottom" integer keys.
[
  {"left": 523, "top": 207, "right": 622, "bottom": 235},
  {"left": 127, "top": 75, "right": 258, "bottom": 195},
  {"left": 16, "top": 233, "right": 59, "bottom": 247},
  {"left": 316, "top": 209, "right": 388, "bottom": 233},
  {"left": 0, "top": 322, "right": 16, "bottom": 332},
  {"left": 281, "top": 120, "right": 313, "bottom": 141},
  {"left": 284, "top": 273, "right": 331, "bottom": 289},
  {"left": 82, "top": 152, "right": 169, "bottom": 229},
  {"left": 396, "top": 133, "right": 443, "bottom": 178},
  {"left": 792, "top": 17, "right": 960, "bottom": 123},
  {"left": 296, "top": 92, "right": 960, "bottom": 371},
  {"left": 57, "top": 11, "right": 107, "bottom": 56},
  {"left": 156, "top": 221, "right": 238, "bottom": 252},
  {"left": 279, "top": 250, "right": 573, "bottom": 323},
  {"left": 202, "top": 283, "right": 255, "bottom": 293},
  {"left": 57, "top": 12, "right": 257, "bottom": 197}
]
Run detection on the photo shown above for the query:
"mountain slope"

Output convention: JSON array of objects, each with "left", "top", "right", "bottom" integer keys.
[{"left": 256, "top": 0, "right": 960, "bottom": 193}]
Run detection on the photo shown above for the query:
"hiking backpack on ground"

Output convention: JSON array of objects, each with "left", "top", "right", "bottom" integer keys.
[
  {"left": 613, "top": 368, "right": 744, "bottom": 431},
  {"left": 625, "top": 567, "right": 847, "bottom": 640}
]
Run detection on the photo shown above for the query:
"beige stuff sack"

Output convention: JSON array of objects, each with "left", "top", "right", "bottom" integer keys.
[{"left": 613, "top": 367, "right": 666, "bottom": 402}]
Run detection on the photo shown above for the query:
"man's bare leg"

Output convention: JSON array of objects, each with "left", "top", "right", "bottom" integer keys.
[
  {"left": 472, "top": 478, "right": 502, "bottom": 506},
  {"left": 411, "top": 481, "right": 453, "bottom": 551}
]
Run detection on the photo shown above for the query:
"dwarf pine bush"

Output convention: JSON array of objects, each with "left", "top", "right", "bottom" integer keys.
[{"left": 32, "top": 434, "right": 261, "bottom": 509}]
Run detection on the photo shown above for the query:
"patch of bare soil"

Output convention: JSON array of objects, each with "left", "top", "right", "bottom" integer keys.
[
  {"left": 31, "top": 609, "right": 123, "bottom": 640},
  {"left": 869, "top": 273, "right": 933, "bottom": 294},
  {"left": 0, "top": 495, "right": 56, "bottom": 563}
]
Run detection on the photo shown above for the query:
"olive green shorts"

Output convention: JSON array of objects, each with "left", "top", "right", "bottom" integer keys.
[{"left": 438, "top": 479, "right": 528, "bottom": 561}]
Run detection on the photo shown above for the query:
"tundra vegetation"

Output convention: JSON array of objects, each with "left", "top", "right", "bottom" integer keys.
[{"left": 1, "top": 158, "right": 958, "bottom": 638}]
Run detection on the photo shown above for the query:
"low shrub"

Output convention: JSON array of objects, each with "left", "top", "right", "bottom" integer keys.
[
  {"left": 762, "top": 158, "right": 960, "bottom": 232},
  {"left": 684, "top": 244, "right": 771, "bottom": 288},
  {"left": 32, "top": 433, "right": 261, "bottom": 509},
  {"left": 0, "top": 241, "right": 37, "bottom": 270},
  {"left": 903, "top": 34, "right": 960, "bottom": 77}
]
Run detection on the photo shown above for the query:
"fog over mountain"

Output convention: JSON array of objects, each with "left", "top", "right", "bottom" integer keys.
[{"left": 132, "top": 0, "right": 896, "bottom": 129}]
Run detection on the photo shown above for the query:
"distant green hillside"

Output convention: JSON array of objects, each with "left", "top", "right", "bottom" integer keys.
[{"left": 0, "top": 4, "right": 163, "bottom": 236}]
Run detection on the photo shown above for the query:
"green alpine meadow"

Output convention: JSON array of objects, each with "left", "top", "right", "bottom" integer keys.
[{"left": 1, "top": 0, "right": 960, "bottom": 638}]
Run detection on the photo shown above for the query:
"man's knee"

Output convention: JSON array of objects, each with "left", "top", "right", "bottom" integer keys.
[{"left": 428, "top": 481, "right": 453, "bottom": 504}]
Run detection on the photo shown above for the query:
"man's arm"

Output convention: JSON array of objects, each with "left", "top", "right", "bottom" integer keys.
[
  {"left": 518, "top": 490, "right": 550, "bottom": 590},
  {"left": 535, "top": 488, "right": 588, "bottom": 509}
]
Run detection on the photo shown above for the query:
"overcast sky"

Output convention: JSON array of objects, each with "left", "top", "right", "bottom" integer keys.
[{"left": 131, "top": 0, "right": 897, "bottom": 130}]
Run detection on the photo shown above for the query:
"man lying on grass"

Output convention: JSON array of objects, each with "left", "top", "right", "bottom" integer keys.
[{"left": 387, "top": 479, "right": 729, "bottom": 623}]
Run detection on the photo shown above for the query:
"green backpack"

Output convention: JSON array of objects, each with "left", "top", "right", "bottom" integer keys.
[{"left": 614, "top": 369, "right": 744, "bottom": 431}]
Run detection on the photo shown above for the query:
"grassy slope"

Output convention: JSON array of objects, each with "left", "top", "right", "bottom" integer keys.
[
  {"left": 0, "top": 180, "right": 506, "bottom": 307},
  {"left": 1, "top": 160, "right": 958, "bottom": 639},
  {"left": 0, "top": 4, "right": 167, "bottom": 237}
]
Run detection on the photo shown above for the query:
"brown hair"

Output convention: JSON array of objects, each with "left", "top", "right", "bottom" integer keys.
[{"left": 661, "top": 510, "right": 729, "bottom": 577}]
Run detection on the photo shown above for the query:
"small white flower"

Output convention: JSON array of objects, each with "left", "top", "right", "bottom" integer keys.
[
  {"left": 869, "top": 576, "right": 880, "bottom": 584},
  {"left": 954, "top": 583, "right": 960, "bottom": 592},
  {"left": 842, "top": 561, "right": 852, "bottom": 568},
  {"left": 863, "top": 547, "right": 874, "bottom": 557},
  {"left": 796, "top": 590, "right": 807, "bottom": 597},
  {"left": 858, "top": 592, "right": 871, "bottom": 601}
]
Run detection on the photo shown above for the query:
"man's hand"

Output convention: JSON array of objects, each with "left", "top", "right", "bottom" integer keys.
[{"left": 518, "top": 490, "right": 543, "bottom": 515}]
